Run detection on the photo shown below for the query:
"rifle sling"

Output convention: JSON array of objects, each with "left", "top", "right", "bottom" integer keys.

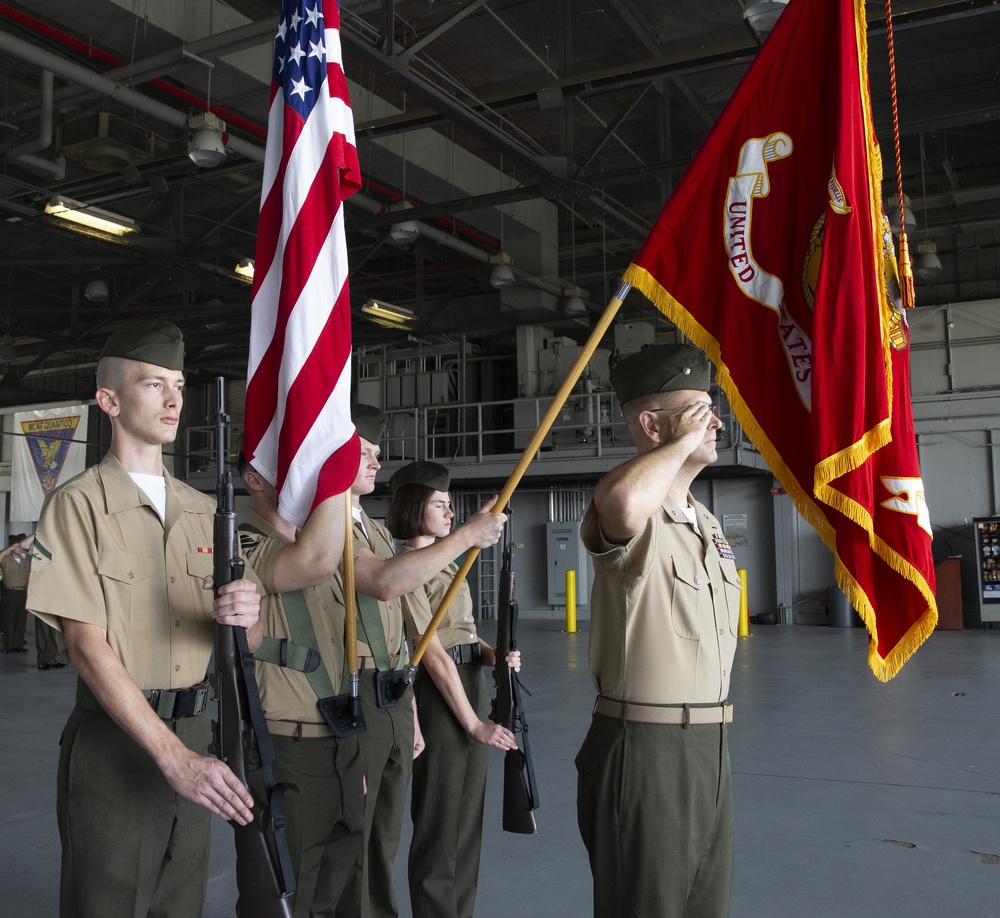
[{"left": 232, "top": 624, "right": 297, "bottom": 895}]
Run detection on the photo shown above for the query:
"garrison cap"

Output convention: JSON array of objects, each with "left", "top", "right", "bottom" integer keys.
[
  {"left": 389, "top": 461, "right": 451, "bottom": 495},
  {"left": 352, "top": 403, "right": 386, "bottom": 444},
  {"left": 610, "top": 344, "right": 711, "bottom": 407},
  {"left": 99, "top": 319, "right": 185, "bottom": 370}
]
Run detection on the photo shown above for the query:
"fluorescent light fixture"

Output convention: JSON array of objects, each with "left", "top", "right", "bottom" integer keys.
[
  {"left": 234, "top": 257, "right": 255, "bottom": 280},
  {"left": 45, "top": 196, "right": 136, "bottom": 236},
  {"left": 362, "top": 299, "right": 415, "bottom": 329},
  {"left": 389, "top": 220, "right": 421, "bottom": 244}
]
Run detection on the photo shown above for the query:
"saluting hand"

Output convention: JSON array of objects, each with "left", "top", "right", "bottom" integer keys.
[{"left": 658, "top": 401, "right": 719, "bottom": 457}]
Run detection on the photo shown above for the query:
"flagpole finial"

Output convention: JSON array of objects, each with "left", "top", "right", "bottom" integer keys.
[{"left": 897, "top": 232, "right": 916, "bottom": 309}]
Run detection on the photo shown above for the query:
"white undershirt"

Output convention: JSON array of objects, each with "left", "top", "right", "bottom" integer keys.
[
  {"left": 130, "top": 472, "right": 166, "bottom": 522},
  {"left": 681, "top": 504, "right": 701, "bottom": 534}
]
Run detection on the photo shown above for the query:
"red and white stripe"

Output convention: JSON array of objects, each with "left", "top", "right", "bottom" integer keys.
[{"left": 244, "top": 0, "right": 360, "bottom": 527}]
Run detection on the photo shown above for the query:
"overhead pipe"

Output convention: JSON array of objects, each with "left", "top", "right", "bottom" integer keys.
[
  {"left": 0, "top": 28, "right": 265, "bottom": 164},
  {"left": 6, "top": 70, "right": 66, "bottom": 180},
  {"left": 341, "top": 31, "right": 649, "bottom": 243},
  {"left": 348, "top": 191, "right": 569, "bottom": 300}
]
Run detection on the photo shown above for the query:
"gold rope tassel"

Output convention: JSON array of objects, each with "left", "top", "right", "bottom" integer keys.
[{"left": 896, "top": 231, "right": 915, "bottom": 310}]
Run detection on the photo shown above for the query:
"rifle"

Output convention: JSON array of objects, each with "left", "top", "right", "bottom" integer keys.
[
  {"left": 208, "top": 378, "right": 296, "bottom": 917},
  {"left": 490, "top": 525, "right": 539, "bottom": 834}
]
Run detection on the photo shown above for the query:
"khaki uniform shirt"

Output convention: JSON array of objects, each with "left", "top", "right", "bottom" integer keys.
[
  {"left": 239, "top": 509, "right": 346, "bottom": 733},
  {"left": 27, "top": 452, "right": 224, "bottom": 690},
  {"left": 400, "top": 547, "right": 477, "bottom": 651},
  {"left": 334, "top": 512, "right": 405, "bottom": 667},
  {"left": 581, "top": 493, "right": 741, "bottom": 705},
  {"left": 0, "top": 547, "right": 31, "bottom": 589}
]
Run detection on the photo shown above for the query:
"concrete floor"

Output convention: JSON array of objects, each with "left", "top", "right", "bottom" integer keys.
[{"left": 3, "top": 617, "right": 999, "bottom": 917}]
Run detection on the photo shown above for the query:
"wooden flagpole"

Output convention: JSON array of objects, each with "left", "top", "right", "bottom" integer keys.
[
  {"left": 406, "top": 281, "right": 632, "bottom": 672},
  {"left": 343, "top": 489, "right": 359, "bottom": 683}
]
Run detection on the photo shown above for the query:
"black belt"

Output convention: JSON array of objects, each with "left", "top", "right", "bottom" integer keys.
[
  {"left": 76, "top": 677, "right": 211, "bottom": 719},
  {"left": 448, "top": 642, "right": 482, "bottom": 666}
]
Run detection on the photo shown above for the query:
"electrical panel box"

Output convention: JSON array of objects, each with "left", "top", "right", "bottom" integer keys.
[
  {"left": 614, "top": 321, "right": 655, "bottom": 355},
  {"left": 546, "top": 521, "right": 589, "bottom": 606}
]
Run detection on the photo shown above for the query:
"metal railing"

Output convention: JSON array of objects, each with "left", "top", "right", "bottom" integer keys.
[
  {"left": 379, "top": 389, "right": 751, "bottom": 470},
  {"left": 381, "top": 391, "right": 632, "bottom": 465}
]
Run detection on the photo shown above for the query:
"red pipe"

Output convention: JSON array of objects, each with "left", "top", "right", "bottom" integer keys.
[
  {"left": 364, "top": 176, "right": 499, "bottom": 252},
  {"left": 0, "top": 2, "right": 266, "bottom": 138},
  {"left": 0, "top": 2, "right": 501, "bottom": 253}
]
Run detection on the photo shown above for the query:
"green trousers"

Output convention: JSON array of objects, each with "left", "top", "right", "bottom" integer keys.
[
  {"left": 345, "top": 673, "right": 414, "bottom": 918},
  {"left": 408, "top": 665, "right": 491, "bottom": 918},
  {"left": 57, "top": 704, "right": 211, "bottom": 918},
  {"left": 576, "top": 713, "right": 734, "bottom": 918},
  {"left": 255, "top": 732, "right": 365, "bottom": 918},
  {"left": 35, "top": 617, "right": 62, "bottom": 665},
  {"left": 1, "top": 586, "right": 27, "bottom": 651}
]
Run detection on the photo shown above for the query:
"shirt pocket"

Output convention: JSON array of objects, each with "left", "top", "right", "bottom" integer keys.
[
  {"left": 670, "top": 556, "right": 707, "bottom": 641},
  {"left": 98, "top": 551, "right": 161, "bottom": 632},
  {"left": 186, "top": 551, "right": 214, "bottom": 582}
]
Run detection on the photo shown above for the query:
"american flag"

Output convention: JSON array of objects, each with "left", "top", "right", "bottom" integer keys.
[{"left": 243, "top": 0, "right": 361, "bottom": 526}]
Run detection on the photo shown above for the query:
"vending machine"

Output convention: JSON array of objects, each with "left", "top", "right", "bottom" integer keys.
[{"left": 973, "top": 517, "right": 1000, "bottom": 624}]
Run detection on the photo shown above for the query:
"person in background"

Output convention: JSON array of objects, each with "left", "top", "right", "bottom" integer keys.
[
  {"left": 575, "top": 344, "right": 742, "bottom": 918},
  {"left": 1, "top": 532, "right": 33, "bottom": 654},
  {"left": 387, "top": 460, "right": 521, "bottom": 918},
  {"left": 341, "top": 406, "right": 507, "bottom": 918},
  {"left": 0, "top": 532, "right": 66, "bottom": 669},
  {"left": 26, "top": 319, "right": 264, "bottom": 918}
]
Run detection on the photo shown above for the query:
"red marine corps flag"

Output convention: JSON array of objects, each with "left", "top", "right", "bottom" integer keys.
[
  {"left": 623, "top": 0, "right": 937, "bottom": 680},
  {"left": 244, "top": 0, "right": 360, "bottom": 526}
]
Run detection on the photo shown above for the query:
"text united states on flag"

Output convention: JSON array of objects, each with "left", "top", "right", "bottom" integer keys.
[
  {"left": 622, "top": 0, "right": 937, "bottom": 680},
  {"left": 244, "top": 0, "right": 360, "bottom": 527}
]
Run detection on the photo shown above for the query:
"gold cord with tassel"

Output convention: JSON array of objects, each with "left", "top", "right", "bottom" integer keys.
[{"left": 885, "top": 0, "right": 914, "bottom": 309}]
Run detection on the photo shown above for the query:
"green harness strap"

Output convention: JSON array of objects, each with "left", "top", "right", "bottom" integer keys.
[
  {"left": 253, "top": 588, "right": 340, "bottom": 697},
  {"left": 353, "top": 518, "right": 404, "bottom": 673},
  {"left": 355, "top": 591, "right": 405, "bottom": 673},
  {"left": 241, "top": 524, "right": 345, "bottom": 695}
]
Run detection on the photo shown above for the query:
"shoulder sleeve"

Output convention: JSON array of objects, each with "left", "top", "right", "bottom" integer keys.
[
  {"left": 238, "top": 529, "right": 284, "bottom": 595},
  {"left": 27, "top": 488, "right": 107, "bottom": 631},
  {"left": 401, "top": 583, "right": 434, "bottom": 640},
  {"left": 581, "top": 500, "right": 657, "bottom": 581}
]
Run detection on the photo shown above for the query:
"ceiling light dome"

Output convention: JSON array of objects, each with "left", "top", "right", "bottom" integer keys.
[{"left": 188, "top": 129, "right": 226, "bottom": 167}]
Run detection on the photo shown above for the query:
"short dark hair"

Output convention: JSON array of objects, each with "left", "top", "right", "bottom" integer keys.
[{"left": 387, "top": 483, "right": 437, "bottom": 540}]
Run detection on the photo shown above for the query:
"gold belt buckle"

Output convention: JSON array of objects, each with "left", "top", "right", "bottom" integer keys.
[{"left": 722, "top": 703, "right": 733, "bottom": 725}]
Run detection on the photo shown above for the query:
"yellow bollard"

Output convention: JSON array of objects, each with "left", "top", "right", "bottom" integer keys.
[
  {"left": 565, "top": 569, "right": 577, "bottom": 633},
  {"left": 737, "top": 568, "right": 749, "bottom": 637}
]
